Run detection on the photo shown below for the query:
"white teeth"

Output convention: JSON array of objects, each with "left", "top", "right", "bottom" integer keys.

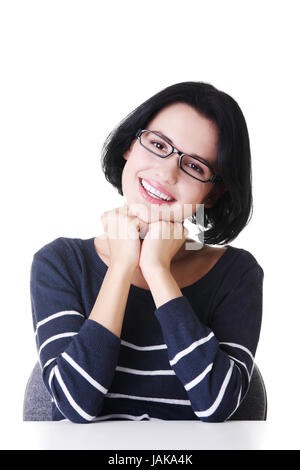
[{"left": 141, "top": 179, "right": 174, "bottom": 201}]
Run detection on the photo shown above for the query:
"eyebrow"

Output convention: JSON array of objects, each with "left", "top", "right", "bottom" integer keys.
[{"left": 152, "top": 129, "right": 212, "bottom": 167}]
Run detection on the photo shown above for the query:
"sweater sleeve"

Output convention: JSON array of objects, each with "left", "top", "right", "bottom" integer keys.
[
  {"left": 30, "top": 244, "right": 121, "bottom": 423},
  {"left": 154, "top": 264, "right": 264, "bottom": 422}
]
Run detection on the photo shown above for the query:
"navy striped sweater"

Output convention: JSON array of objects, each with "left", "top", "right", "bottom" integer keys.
[{"left": 29, "top": 237, "right": 264, "bottom": 423}]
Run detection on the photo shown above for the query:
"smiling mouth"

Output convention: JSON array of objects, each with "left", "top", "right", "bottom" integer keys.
[{"left": 139, "top": 178, "right": 176, "bottom": 202}]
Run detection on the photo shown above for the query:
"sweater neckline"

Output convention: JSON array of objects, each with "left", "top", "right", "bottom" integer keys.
[{"left": 86, "top": 237, "right": 234, "bottom": 295}]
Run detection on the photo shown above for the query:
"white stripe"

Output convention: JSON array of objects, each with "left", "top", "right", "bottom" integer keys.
[
  {"left": 106, "top": 392, "right": 191, "bottom": 406},
  {"left": 52, "top": 365, "right": 96, "bottom": 421},
  {"left": 49, "top": 366, "right": 55, "bottom": 387},
  {"left": 48, "top": 366, "right": 66, "bottom": 418},
  {"left": 194, "top": 359, "right": 235, "bottom": 418},
  {"left": 225, "top": 366, "right": 243, "bottom": 421},
  {"left": 184, "top": 363, "right": 213, "bottom": 391},
  {"left": 34, "top": 310, "right": 84, "bottom": 334},
  {"left": 43, "top": 357, "right": 56, "bottom": 369},
  {"left": 237, "top": 383, "right": 242, "bottom": 408},
  {"left": 170, "top": 332, "right": 214, "bottom": 366},
  {"left": 227, "top": 354, "right": 250, "bottom": 383},
  {"left": 92, "top": 413, "right": 152, "bottom": 422},
  {"left": 121, "top": 340, "right": 167, "bottom": 351},
  {"left": 116, "top": 366, "right": 175, "bottom": 376},
  {"left": 250, "top": 361, "right": 255, "bottom": 377},
  {"left": 61, "top": 352, "right": 108, "bottom": 394},
  {"left": 225, "top": 379, "right": 243, "bottom": 421},
  {"left": 38, "top": 332, "right": 77, "bottom": 354},
  {"left": 219, "top": 342, "right": 254, "bottom": 362}
]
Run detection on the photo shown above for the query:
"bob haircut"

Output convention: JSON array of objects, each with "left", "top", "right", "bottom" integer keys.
[{"left": 101, "top": 81, "right": 253, "bottom": 245}]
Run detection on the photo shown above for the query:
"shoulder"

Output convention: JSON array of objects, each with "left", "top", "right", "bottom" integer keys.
[
  {"left": 227, "top": 245, "right": 264, "bottom": 275},
  {"left": 216, "top": 244, "right": 264, "bottom": 292},
  {"left": 33, "top": 237, "right": 86, "bottom": 262},
  {"left": 34, "top": 236, "right": 76, "bottom": 257},
  {"left": 31, "top": 237, "right": 86, "bottom": 284},
  {"left": 206, "top": 245, "right": 264, "bottom": 315},
  {"left": 191, "top": 241, "right": 263, "bottom": 272},
  {"left": 201, "top": 243, "right": 264, "bottom": 286}
]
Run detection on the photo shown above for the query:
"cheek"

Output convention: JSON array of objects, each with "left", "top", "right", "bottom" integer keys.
[
  {"left": 177, "top": 190, "right": 204, "bottom": 221},
  {"left": 122, "top": 157, "right": 136, "bottom": 184},
  {"left": 123, "top": 151, "right": 145, "bottom": 179}
]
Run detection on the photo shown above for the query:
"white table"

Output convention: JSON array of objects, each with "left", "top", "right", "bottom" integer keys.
[{"left": 1, "top": 420, "right": 299, "bottom": 450}]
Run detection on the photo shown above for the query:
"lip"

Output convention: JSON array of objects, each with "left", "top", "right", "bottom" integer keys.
[
  {"left": 138, "top": 178, "right": 176, "bottom": 205},
  {"left": 140, "top": 177, "right": 176, "bottom": 200}
]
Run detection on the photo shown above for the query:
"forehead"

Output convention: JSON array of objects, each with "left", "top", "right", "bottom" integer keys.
[{"left": 147, "top": 102, "right": 219, "bottom": 163}]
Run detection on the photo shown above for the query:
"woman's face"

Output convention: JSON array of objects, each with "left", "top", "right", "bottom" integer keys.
[{"left": 122, "top": 102, "right": 226, "bottom": 224}]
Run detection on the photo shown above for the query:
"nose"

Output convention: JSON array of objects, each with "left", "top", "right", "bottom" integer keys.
[{"left": 154, "top": 153, "right": 179, "bottom": 185}]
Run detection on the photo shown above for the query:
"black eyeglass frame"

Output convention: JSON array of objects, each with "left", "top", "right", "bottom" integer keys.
[{"left": 135, "top": 129, "right": 223, "bottom": 184}]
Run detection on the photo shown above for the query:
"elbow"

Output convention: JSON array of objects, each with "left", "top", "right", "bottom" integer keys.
[
  {"left": 63, "top": 414, "right": 94, "bottom": 424},
  {"left": 194, "top": 412, "right": 228, "bottom": 423},
  {"left": 45, "top": 365, "right": 103, "bottom": 424},
  {"left": 192, "top": 395, "right": 240, "bottom": 423},
  {"left": 190, "top": 364, "right": 245, "bottom": 423},
  {"left": 52, "top": 399, "right": 100, "bottom": 424}
]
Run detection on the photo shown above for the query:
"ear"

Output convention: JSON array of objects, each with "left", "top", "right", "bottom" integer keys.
[{"left": 203, "top": 184, "right": 227, "bottom": 209}]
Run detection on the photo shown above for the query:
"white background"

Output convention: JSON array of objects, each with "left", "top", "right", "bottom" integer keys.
[{"left": 0, "top": 0, "right": 299, "bottom": 446}]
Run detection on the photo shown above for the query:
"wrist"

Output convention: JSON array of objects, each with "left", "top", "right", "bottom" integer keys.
[
  {"left": 109, "top": 263, "right": 137, "bottom": 277},
  {"left": 141, "top": 264, "right": 170, "bottom": 279}
]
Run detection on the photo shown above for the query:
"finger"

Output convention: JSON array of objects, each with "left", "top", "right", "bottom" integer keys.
[
  {"left": 126, "top": 204, "right": 139, "bottom": 218},
  {"left": 132, "top": 217, "right": 147, "bottom": 239},
  {"left": 174, "top": 222, "right": 188, "bottom": 238},
  {"left": 100, "top": 212, "right": 107, "bottom": 228},
  {"left": 126, "top": 204, "right": 149, "bottom": 223},
  {"left": 100, "top": 210, "right": 108, "bottom": 220},
  {"left": 130, "top": 216, "right": 141, "bottom": 228},
  {"left": 98, "top": 232, "right": 108, "bottom": 240},
  {"left": 116, "top": 205, "right": 127, "bottom": 214}
]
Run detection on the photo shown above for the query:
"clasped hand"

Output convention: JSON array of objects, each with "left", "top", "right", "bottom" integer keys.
[
  {"left": 127, "top": 203, "right": 189, "bottom": 275},
  {"left": 139, "top": 219, "right": 189, "bottom": 275},
  {"left": 100, "top": 204, "right": 189, "bottom": 275}
]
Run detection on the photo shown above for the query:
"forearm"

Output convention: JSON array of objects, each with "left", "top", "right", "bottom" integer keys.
[
  {"left": 143, "top": 267, "right": 183, "bottom": 308},
  {"left": 89, "top": 265, "right": 135, "bottom": 338}
]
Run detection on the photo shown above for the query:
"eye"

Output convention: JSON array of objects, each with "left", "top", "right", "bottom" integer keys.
[
  {"left": 187, "top": 162, "right": 205, "bottom": 175},
  {"left": 151, "top": 140, "right": 167, "bottom": 151}
]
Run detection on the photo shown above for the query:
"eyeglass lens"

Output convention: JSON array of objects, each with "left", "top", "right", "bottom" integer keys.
[{"left": 140, "top": 131, "right": 213, "bottom": 182}]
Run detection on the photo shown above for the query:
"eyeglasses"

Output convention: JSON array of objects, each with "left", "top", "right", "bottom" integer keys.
[{"left": 135, "top": 129, "right": 223, "bottom": 184}]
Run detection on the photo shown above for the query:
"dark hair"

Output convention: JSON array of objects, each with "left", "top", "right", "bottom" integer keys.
[{"left": 101, "top": 81, "right": 253, "bottom": 245}]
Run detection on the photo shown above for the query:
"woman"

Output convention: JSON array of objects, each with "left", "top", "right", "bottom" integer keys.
[{"left": 30, "top": 81, "right": 264, "bottom": 423}]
